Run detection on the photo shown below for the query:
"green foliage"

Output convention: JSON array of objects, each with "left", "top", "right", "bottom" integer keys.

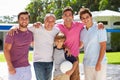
[
  {"left": 99, "top": 0, "right": 120, "bottom": 11},
  {"left": 99, "top": 0, "right": 109, "bottom": 10},
  {"left": 111, "top": 29, "right": 120, "bottom": 51},
  {"left": 79, "top": 0, "right": 101, "bottom": 11},
  {"left": 109, "top": 0, "right": 120, "bottom": 11},
  {"left": 25, "top": 0, "right": 84, "bottom": 22},
  {"left": 25, "top": 0, "right": 120, "bottom": 23}
]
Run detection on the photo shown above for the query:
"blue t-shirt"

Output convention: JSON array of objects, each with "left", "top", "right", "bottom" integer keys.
[{"left": 80, "top": 23, "right": 107, "bottom": 66}]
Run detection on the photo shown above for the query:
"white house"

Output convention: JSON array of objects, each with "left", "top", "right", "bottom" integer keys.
[{"left": 92, "top": 10, "right": 120, "bottom": 50}]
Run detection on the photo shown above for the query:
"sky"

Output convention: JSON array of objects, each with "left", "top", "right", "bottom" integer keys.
[{"left": 0, "top": 0, "right": 31, "bottom": 16}]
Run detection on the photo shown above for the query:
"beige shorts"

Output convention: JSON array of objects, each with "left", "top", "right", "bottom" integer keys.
[
  {"left": 84, "top": 64, "right": 107, "bottom": 80},
  {"left": 54, "top": 74, "right": 70, "bottom": 80}
]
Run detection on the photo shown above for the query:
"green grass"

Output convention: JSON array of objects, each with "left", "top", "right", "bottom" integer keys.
[
  {"left": 106, "top": 52, "right": 120, "bottom": 64},
  {"left": 0, "top": 53, "right": 5, "bottom": 62},
  {"left": 79, "top": 52, "right": 120, "bottom": 64},
  {"left": 0, "top": 52, "right": 120, "bottom": 64}
]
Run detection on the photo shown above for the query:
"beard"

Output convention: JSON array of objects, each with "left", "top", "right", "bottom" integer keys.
[{"left": 19, "top": 24, "right": 28, "bottom": 28}]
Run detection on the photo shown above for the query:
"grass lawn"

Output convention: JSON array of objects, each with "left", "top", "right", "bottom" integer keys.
[
  {"left": 0, "top": 52, "right": 120, "bottom": 64},
  {"left": 79, "top": 52, "right": 120, "bottom": 64}
]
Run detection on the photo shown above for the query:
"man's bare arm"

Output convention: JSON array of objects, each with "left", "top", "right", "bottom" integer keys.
[
  {"left": 4, "top": 43, "right": 16, "bottom": 74},
  {"left": 95, "top": 41, "right": 106, "bottom": 71}
]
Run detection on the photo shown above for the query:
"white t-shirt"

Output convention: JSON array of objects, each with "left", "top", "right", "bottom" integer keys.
[{"left": 28, "top": 26, "right": 59, "bottom": 62}]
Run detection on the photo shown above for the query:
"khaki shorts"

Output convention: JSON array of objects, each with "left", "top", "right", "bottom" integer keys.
[
  {"left": 54, "top": 74, "right": 70, "bottom": 80},
  {"left": 84, "top": 64, "right": 107, "bottom": 80}
]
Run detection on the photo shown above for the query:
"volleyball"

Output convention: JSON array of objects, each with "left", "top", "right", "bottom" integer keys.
[{"left": 60, "top": 60, "right": 73, "bottom": 73}]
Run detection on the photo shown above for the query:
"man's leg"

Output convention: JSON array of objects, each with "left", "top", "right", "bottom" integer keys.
[
  {"left": 84, "top": 65, "right": 96, "bottom": 80},
  {"left": 8, "top": 66, "right": 32, "bottom": 80},
  {"left": 45, "top": 62, "right": 53, "bottom": 80},
  {"left": 34, "top": 62, "right": 53, "bottom": 80},
  {"left": 23, "top": 66, "right": 32, "bottom": 80},
  {"left": 34, "top": 62, "right": 46, "bottom": 80},
  {"left": 96, "top": 64, "right": 107, "bottom": 80}
]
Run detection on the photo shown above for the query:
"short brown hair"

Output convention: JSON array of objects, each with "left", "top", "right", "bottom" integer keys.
[
  {"left": 18, "top": 11, "right": 30, "bottom": 20},
  {"left": 62, "top": 6, "right": 74, "bottom": 15},
  {"left": 79, "top": 8, "right": 92, "bottom": 19},
  {"left": 55, "top": 32, "right": 66, "bottom": 41}
]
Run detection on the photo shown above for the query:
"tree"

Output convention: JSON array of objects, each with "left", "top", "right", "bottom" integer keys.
[
  {"left": 3, "top": 16, "right": 11, "bottom": 23},
  {"left": 77, "top": 0, "right": 101, "bottom": 11},
  {"left": 109, "top": 0, "right": 120, "bottom": 11},
  {"left": 25, "top": 0, "right": 43, "bottom": 23},
  {"left": 99, "top": 0, "right": 120, "bottom": 11},
  {"left": 99, "top": 0, "right": 109, "bottom": 10},
  {"left": 25, "top": 0, "right": 120, "bottom": 23},
  {"left": 26, "top": 0, "right": 58, "bottom": 23}
]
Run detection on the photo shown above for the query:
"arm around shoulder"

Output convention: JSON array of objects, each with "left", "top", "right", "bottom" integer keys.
[{"left": 8, "top": 25, "right": 19, "bottom": 36}]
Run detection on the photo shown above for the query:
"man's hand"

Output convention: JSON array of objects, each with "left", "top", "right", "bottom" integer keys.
[
  {"left": 8, "top": 28, "right": 18, "bottom": 36},
  {"left": 98, "top": 22, "right": 104, "bottom": 29},
  {"left": 95, "top": 62, "right": 101, "bottom": 71},
  {"left": 8, "top": 67, "right": 16, "bottom": 75},
  {"left": 33, "top": 22, "right": 42, "bottom": 28},
  {"left": 65, "top": 69, "right": 73, "bottom": 76}
]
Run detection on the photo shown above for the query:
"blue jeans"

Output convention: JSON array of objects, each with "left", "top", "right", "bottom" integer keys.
[{"left": 33, "top": 62, "right": 53, "bottom": 80}]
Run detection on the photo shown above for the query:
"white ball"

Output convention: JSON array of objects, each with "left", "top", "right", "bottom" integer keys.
[{"left": 60, "top": 60, "right": 73, "bottom": 73}]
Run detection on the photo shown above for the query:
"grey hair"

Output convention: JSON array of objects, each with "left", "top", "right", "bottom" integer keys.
[{"left": 44, "top": 13, "right": 56, "bottom": 21}]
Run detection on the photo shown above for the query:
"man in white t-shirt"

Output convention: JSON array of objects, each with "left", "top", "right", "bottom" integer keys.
[{"left": 29, "top": 14, "right": 59, "bottom": 80}]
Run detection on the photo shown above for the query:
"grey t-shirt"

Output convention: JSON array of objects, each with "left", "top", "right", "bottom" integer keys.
[
  {"left": 53, "top": 47, "right": 66, "bottom": 76},
  {"left": 28, "top": 26, "right": 59, "bottom": 62}
]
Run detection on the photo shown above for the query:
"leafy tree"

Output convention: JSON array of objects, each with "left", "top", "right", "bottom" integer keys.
[
  {"left": 99, "top": 0, "right": 120, "bottom": 11},
  {"left": 109, "top": 0, "right": 120, "bottom": 11},
  {"left": 99, "top": 0, "right": 109, "bottom": 10},
  {"left": 26, "top": 0, "right": 58, "bottom": 23},
  {"left": 78, "top": 0, "right": 101, "bottom": 11},
  {"left": 111, "top": 29, "right": 120, "bottom": 51},
  {"left": 3, "top": 16, "right": 11, "bottom": 23},
  {"left": 25, "top": 0, "right": 120, "bottom": 23}
]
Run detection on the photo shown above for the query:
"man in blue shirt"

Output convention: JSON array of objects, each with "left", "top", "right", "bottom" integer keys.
[{"left": 79, "top": 8, "right": 107, "bottom": 80}]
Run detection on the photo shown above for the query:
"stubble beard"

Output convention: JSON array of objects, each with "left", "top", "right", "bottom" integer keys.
[{"left": 19, "top": 24, "right": 28, "bottom": 29}]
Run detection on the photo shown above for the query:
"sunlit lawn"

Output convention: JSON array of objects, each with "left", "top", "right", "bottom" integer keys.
[
  {"left": 0, "top": 51, "right": 120, "bottom": 64},
  {"left": 79, "top": 52, "right": 120, "bottom": 64}
]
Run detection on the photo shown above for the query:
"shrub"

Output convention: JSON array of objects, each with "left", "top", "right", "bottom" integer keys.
[{"left": 111, "top": 28, "right": 120, "bottom": 51}]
